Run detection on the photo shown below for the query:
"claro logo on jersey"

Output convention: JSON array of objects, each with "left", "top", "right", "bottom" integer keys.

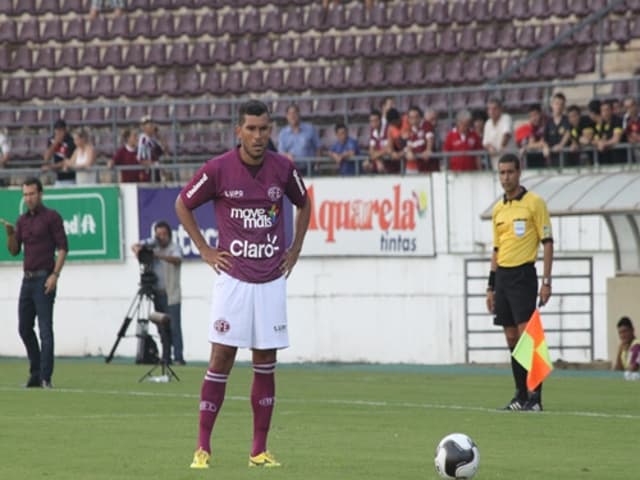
[
  {"left": 230, "top": 234, "right": 280, "bottom": 258},
  {"left": 185, "top": 173, "right": 208, "bottom": 199},
  {"left": 230, "top": 205, "right": 279, "bottom": 229}
]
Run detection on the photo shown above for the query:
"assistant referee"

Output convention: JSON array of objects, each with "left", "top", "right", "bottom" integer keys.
[{"left": 486, "top": 153, "right": 554, "bottom": 412}]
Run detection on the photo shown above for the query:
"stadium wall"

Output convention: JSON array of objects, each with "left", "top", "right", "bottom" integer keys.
[{"left": 0, "top": 174, "right": 616, "bottom": 364}]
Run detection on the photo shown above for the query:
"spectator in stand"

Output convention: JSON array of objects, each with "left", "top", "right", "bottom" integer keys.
[
  {"left": 384, "top": 108, "right": 405, "bottom": 174},
  {"left": 472, "top": 110, "right": 487, "bottom": 142},
  {"left": 422, "top": 108, "right": 439, "bottom": 153},
  {"left": 328, "top": 123, "right": 360, "bottom": 176},
  {"left": 138, "top": 116, "right": 166, "bottom": 182},
  {"left": 89, "top": 0, "right": 124, "bottom": 19},
  {"left": 380, "top": 97, "right": 395, "bottom": 134},
  {"left": 613, "top": 316, "right": 640, "bottom": 374},
  {"left": 443, "top": 109, "right": 483, "bottom": 171},
  {"left": 43, "top": 119, "right": 76, "bottom": 186},
  {"left": 520, "top": 104, "right": 546, "bottom": 169},
  {"left": 0, "top": 128, "right": 11, "bottom": 187},
  {"left": 610, "top": 98, "right": 622, "bottom": 118},
  {"left": 622, "top": 97, "right": 640, "bottom": 144},
  {"left": 108, "top": 128, "right": 150, "bottom": 183},
  {"left": 68, "top": 129, "right": 97, "bottom": 185},
  {"left": 367, "top": 109, "right": 387, "bottom": 173},
  {"left": 278, "top": 104, "right": 321, "bottom": 173},
  {"left": 483, "top": 98, "right": 514, "bottom": 170},
  {"left": 594, "top": 100, "right": 625, "bottom": 164},
  {"left": 543, "top": 93, "right": 571, "bottom": 167},
  {"left": 567, "top": 104, "right": 595, "bottom": 166},
  {"left": 404, "top": 106, "right": 433, "bottom": 174}
]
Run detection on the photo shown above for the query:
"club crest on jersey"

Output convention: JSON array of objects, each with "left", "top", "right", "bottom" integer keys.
[
  {"left": 214, "top": 319, "right": 230, "bottom": 333},
  {"left": 268, "top": 185, "right": 283, "bottom": 201}
]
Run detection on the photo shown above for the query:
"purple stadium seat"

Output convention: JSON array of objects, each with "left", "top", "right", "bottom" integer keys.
[
  {"left": 109, "top": 16, "right": 129, "bottom": 39},
  {"left": 59, "top": 46, "right": 79, "bottom": 70},
  {"left": 235, "top": 37, "right": 255, "bottom": 64},
  {"left": 497, "top": 24, "right": 516, "bottom": 50},
  {"left": 419, "top": 31, "right": 438, "bottom": 54},
  {"left": 512, "top": 0, "right": 530, "bottom": 20},
  {"left": 451, "top": 0, "right": 471, "bottom": 24},
  {"left": 573, "top": 23, "right": 592, "bottom": 45},
  {"left": 305, "top": 5, "right": 325, "bottom": 32},
  {"left": 0, "top": 109, "right": 16, "bottom": 129},
  {"left": 516, "top": 25, "right": 536, "bottom": 49},
  {"left": 297, "top": 99, "right": 313, "bottom": 118},
  {"left": 631, "top": 17, "right": 640, "bottom": 39},
  {"left": 285, "top": 66, "right": 305, "bottom": 91},
  {"left": 530, "top": 0, "right": 550, "bottom": 18},
  {"left": 427, "top": 93, "right": 448, "bottom": 111},
  {"left": 12, "top": 46, "right": 33, "bottom": 72},
  {"left": 470, "top": 0, "right": 491, "bottom": 23},
  {"left": 122, "top": 43, "right": 145, "bottom": 68},
  {"left": 0, "top": 46, "right": 9, "bottom": 71},
  {"left": 87, "top": 16, "right": 109, "bottom": 40},
  {"left": 167, "top": 43, "right": 189, "bottom": 67},
  {"left": 254, "top": 37, "right": 274, "bottom": 63},
  {"left": 51, "top": 77, "right": 72, "bottom": 100},
  {"left": 431, "top": 1, "right": 451, "bottom": 24},
  {"left": 611, "top": 80, "right": 630, "bottom": 99},
  {"left": 326, "top": 5, "right": 347, "bottom": 30},
  {"left": 190, "top": 43, "right": 211, "bottom": 66},
  {"left": 197, "top": 12, "right": 219, "bottom": 36},
  {"left": 336, "top": 35, "right": 357, "bottom": 58},
  {"left": 307, "top": 65, "right": 326, "bottom": 90},
  {"left": 116, "top": 73, "right": 137, "bottom": 98},
  {"left": 366, "top": 61, "right": 385, "bottom": 88},
  {"left": 569, "top": 0, "right": 589, "bottom": 16},
  {"left": 263, "top": 10, "right": 285, "bottom": 34},
  {"left": 557, "top": 49, "right": 577, "bottom": 78},
  {"left": 65, "top": 17, "right": 85, "bottom": 41},
  {"left": 26, "top": 78, "right": 46, "bottom": 100},
  {"left": 284, "top": 7, "right": 305, "bottom": 33},
  {"left": 150, "top": 105, "right": 170, "bottom": 125},
  {"left": 174, "top": 104, "right": 191, "bottom": 122},
  {"left": 451, "top": 92, "right": 469, "bottom": 111},
  {"left": 0, "top": 19, "right": 17, "bottom": 43},
  {"left": 347, "top": 61, "right": 366, "bottom": 88},
  {"left": 439, "top": 29, "right": 457, "bottom": 54},
  {"left": 394, "top": 31, "right": 417, "bottom": 56},
  {"left": 628, "top": 0, "right": 640, "bottom": 12},
  {"left": 180, "top": 71, "right": 202, "bottom": 96},
  {"left": 202, "top": 70, "right": 222, "bottom": 94},
  {"left": 74, "top": 75, "right": 93, "bottom": 99},
  {"left": 477, "top": 25, "right": 496, "bottom": 51},
  {"left": 152, "top": 16, "right": 175, "bottom": 38},
  {"left": 411, "top": 2, "right": 430, "bottom": 26},
  {"left": 127, "top": 105, "right": 148, "bottom": 123},
  {"left": 130, "top": 15, "right": 151, "bottom": 38},
  {"left": 128, "top": 0, "right": 150, "bottom": 10},
  {"left": 175, "top": 13, "right": 197, "bottom": 37},
  {"left": 18, "top": 18, "right": 40, "bottom": 43},
  {"left": 445, "top": 57, "right": 464, "bottom": 84},
  {"left": 211, "top": 102, "right": 231, "bottom": 121},
  {"left": 42, "top": 18, "right": 63, "bottom": 42},
  {"left": 222, "top": 70, "right": 244, "bottom": 94},
  {"left": 103, "top": 45, "right": 125, "bottom": 69},
  {"left": 326, "top": 64, "right": 346, "bottom": 89},
  {"left": 94, "top": 75, "right": 115, "bottom": 99},
  {"left": 406, "top": 59, "right": 425, "bottom": 86},
  {"left": 482, "top": 57, "right": 501, "bottom": 80},
  {"left": 490, "top": 0, "right": 510, "bottom": 21},
  {"left": 0, "top": 0, "right": 11, "bottom": 14},
  {"left": 59, "top": 0, "right": 83, "bottom": 14},
  {"left": 153, "top": 0, "right": 173, "bottom": 9},
  {"left": 350, "top": 96, "right": 372, "bottom": 116},
  {"left": 212, "top": 40, "right": 232, "bottom": 65},
  {"left": 346, "top": 2, "right": 368, "bottom": 28},
  {"left": 549, "top": 0, "right": 569, "bottom": 17},
  {"left": 536, "top": 24, "right": 555, "bottom": 46},
  {"left": 62, "top": 107, "right": 83, "bottom": 126},
  {"left": 245, "top": 69, "right": 264, "bottom": 92},
  {"left": 378, "top": 32, "right": 397, "bottom": 57},
  {"left": 611, "top": 18, "right": 630, "bottom": 45},
  {"left": 241, "top": 10, "right": 261, "bottom": 35},
  {"left": 137, "top": 73, "right": 157, "bottom": 96},
  {"left": 522, "top": 87, "right": 542, "bottom": 106},
  {"left": 159, "top": 71, "right": 179, "bottom": 95},
  {"left": 459, "top": 28, "right": 476, "bottom": 52},
  {"left": 467, "top": 91, "right": 487, "bottom": 110},
  {"left": 389, "top": 2, "right": 411, "bottom": 28},
  {"left": 358, "top": 34, "right": 377, "bottom": 57},
  {"left": 386, "top": 60, "right": 405, "bottom": 87},
  {"left": 519, "top": 57, "right": 541, "bottom": 80},
  {"left": 370, "top": 2, "right": 390, "bottom": 29},
  {"left": 504, "top": 88, "right": 523, "bottom": 109},
  {"left": 314, "top": 98, "right": 334, "bottom": 118},
  {"left": 264, "top": 68, "right": 285, "bottom": 92},
  {"left": 597, "top": 19, "right": 611, "bottom": 43},
  {"left": 220, "top": 11, "right": 239, "bottom": 35},
  {"left": 35, "top": 47, "right": 56, "bottom": 71},
  {"left": 576, "top": 48, "right": 594, "bottom": 73},
  {"left": 464, "top": 56, "right": 483, "bottom": 82},
  {"left": 295, "top": 36, "right": 315, "bottom": 60}
]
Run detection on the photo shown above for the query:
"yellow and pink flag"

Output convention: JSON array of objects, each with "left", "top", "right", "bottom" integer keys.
[{"left": 512, "top": 309, "right": 553, "bottom": 390}]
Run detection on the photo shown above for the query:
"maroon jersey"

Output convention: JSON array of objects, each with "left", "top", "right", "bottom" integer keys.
[
  {"left": 180, "top": 148, "right": 307, "bottom": 283},
  {"left": 15, "top": 204, "right": 68, "bottom": 272},
  {"left": 369, "top": 125, "right": 388, "bottom": 151},
  {"left": 625, "top": 115, "right": 640, "bottom": 141}
]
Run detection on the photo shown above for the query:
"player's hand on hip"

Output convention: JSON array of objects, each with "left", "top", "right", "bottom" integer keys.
[
  {"left": 538, "top": 285, "right": 551, "bottom": 307},
  {"left": 485, "top": 290, "right": 495, "bottom": 314},
  {"left": 201, "top": 246, "right": 232, "bottom": 274},
  {"left": 280, "top": 247, "right": 301, "bottom": 278}
]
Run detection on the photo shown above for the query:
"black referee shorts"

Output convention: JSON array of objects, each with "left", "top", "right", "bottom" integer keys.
[{"left": 493, "top": 263, "right": 538, "bottom": 327}]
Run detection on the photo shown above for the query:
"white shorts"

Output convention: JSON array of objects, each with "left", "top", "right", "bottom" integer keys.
[{"left": 209, "top": 272, "right": 289, "bottom": 350}]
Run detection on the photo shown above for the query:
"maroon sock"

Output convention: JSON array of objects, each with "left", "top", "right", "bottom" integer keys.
[
  {"left": 251, "top": 362, "right": 276, "bottom": 456},
  {"left": 198, "top": 370, "right": 228, "bottom": 454}
]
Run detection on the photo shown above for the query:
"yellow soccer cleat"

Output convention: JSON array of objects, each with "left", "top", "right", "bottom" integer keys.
[
  {"left": 190, "top": 448, "right": 211, "bottom": 469},
  {"left": 248, "top": 451, "right": 281, "bottom": 468}
]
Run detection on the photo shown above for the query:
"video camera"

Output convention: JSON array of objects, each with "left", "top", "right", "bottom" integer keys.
[{"left": 137, "top": 244, "right": 157, "bottom": 293}]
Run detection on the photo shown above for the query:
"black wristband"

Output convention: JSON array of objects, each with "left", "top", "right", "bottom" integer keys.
[{"left": 487, "top": 270, "right": 496, "bottom": 289}]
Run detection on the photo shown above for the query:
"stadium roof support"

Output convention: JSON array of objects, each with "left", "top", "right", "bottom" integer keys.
[{"left": 480, "top": 171, "right": 640, "bottom": 274}]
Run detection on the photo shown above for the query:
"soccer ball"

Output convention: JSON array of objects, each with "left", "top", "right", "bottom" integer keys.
[{"left": 434, "top": 433, "right": 480, "bottom": 479}]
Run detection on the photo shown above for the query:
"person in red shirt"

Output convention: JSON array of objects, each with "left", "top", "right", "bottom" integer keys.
[
  {"left": 384, "top": 108, "right": 404, "bottom": 174},
  {"left": 623, "top": 96, "right": 640, "bottom": 144},
  {"left": 404, "top": 106, "right": 432, "bottom": 174},
  {"left": 420, "top": 108, "right": 439, "bottom": 172},
  {"left": 367, "top": 109, "right": 387, "bottom": 173},
  {"left": 443, "top": 109, "right": 483, "bottom": 171},
  {"left": 108, "top": 128, "right": 150, "bottom": 183}
]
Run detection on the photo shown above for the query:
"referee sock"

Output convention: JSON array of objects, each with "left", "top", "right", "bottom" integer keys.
[
  {"left": 251, "top": 362, "right": 276, "bottom": 457},
  {"left": 509, "top": 347, "right": 528, "bottom": 403},
  {"left": 198, "top": 370, "right": 228, "bottom": 454}
]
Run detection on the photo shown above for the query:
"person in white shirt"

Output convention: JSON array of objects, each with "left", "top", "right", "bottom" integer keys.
[
  {"left": 68, "top": 129, "right": 97, "bottom": 184},
  {"left": 0, "top": 129, "right": 10, "bottom": 186},
  {"left": 483, "top": 98, "right": 514, "bottom": 170}
]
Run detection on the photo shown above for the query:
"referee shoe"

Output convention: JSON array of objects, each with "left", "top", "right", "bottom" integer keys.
[{"left": 501, "top": 397, "right": 524, "bottom": 411}]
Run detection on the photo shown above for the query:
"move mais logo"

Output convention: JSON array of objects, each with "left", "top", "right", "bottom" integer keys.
[{"left": 308, "top": 184, "right": 427, "bottom": 242}]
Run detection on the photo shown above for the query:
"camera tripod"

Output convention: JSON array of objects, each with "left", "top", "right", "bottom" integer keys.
[{"left": 105, "top": 283, "right": 179, "bottom": 383}]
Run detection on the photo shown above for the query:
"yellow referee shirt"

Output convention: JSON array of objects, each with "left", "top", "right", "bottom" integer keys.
[{"left": 492, "top": 188, "right": 552, "bottom": 267}]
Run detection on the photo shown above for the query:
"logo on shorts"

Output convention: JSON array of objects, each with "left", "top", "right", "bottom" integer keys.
[
  {"left": 259, "top": 396, "right": 275, "bottom": 407},
  {"left": 268, "top": 186, "right": 283, "bottom": 201},
  {"left": 273, "top": 324, "right": 287, "bottom": 332},
  {"left": 214, "top": 319, "right": 230, "bottom": 333}
]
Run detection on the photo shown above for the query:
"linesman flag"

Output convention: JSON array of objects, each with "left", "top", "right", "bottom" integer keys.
[{"left": 512, "top": 309, "right": 553, "bottom": 390}]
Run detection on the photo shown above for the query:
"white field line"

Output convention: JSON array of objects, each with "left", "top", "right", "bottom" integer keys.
[{"left": 0, "top": 386, "right": 639, "bottom": 421}]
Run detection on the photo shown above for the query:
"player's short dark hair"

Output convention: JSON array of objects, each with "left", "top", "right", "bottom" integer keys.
[
  {"left": 370, "top": 108, "right": 381, "bottom": 118},
  {"left": 121, "top": 128, "right": 134, "bottom": 143},
  {"left": 567, "top": 105, "right": 581, "bottom": 115},
  {"left": 528, "top": 104, "right": 542, "bottom": 113},
  {"left": 408, "top": 105, "right": 423, "bottom": 116},
  {"left": 154, "top": 220, "right": 172, "bottom": 236},
  {"left": 588, "top": 99, "right": 601, "bottom": 115},
  {"left": 54, "top": 119, "right": 67, "bottom": 130},
  {"left": 617, "top": 316, "right": 634, "bottom": 329},
  {"left": 23, "top": 177, "right": 43, "bottom": 192},
  {"left": 471, "top": 110, "right": 487, "bottom": 122},
  {"left": 487, "top": 97, "right": 503, "bottom": 108},
  {"left": 498, "top": 153, "right": 520, "bottom": 170},
  {"left": 553, "top": 92, "right": 566, "bottom": 102},
  {"left": 334, "top": 122, "right": 347, "bottom": 132},
  {"left": 238, "top": 100, "right": 271, "bottom": 125},
  {"left": 385, "top": 108, "right": 401, "bottom": 124}
]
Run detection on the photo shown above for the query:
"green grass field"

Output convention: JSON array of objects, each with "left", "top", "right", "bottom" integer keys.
[{"left": 0, "top": 358, "right": 637, "bottom": 480}]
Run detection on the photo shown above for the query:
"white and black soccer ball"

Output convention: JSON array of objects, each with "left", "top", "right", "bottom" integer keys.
[{"left": 434, "top": 433, "right": 480, "bottom": 479}]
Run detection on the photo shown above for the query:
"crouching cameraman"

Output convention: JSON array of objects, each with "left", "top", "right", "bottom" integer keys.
[{"left": 132, "top": 220, "right": 185, "bottom": 365}]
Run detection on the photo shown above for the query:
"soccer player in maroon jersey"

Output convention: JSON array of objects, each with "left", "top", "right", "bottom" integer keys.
[{"left": 176, "top": 100, "right": 311, "bottom": 470}]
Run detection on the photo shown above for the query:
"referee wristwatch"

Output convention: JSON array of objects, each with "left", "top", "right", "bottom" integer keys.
[{"left": 542, "top": 277, "right": 551, "bottom": 287}]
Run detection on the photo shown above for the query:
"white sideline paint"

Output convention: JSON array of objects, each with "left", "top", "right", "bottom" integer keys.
[{"left": 0, "top": 386, "right": 637, "bottom": 421}]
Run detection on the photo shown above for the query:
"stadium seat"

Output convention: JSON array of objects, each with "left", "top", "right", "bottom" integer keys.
[
  {"left": 451, "top": 91, "right": 469, "bottom": 110},
  {"left": 477, "top": 26, "right": 496, "bottom": 51},
  {"left": 482, "top": 57, "right": 502, "bottom": 80},
  {"left": 370, "top": 2, "right": 391, "bottom": 29},
  {"left": 326, "top": 5, "right": 347, "bottom": 31},
  {"left": 18, "top": 18, "right": 39, "bottom": 43},
  {"left": 0, "top": 109, "right": 16, "bottom": 128},
  {"left": 440, "top": 29, "right": 458, "bottom": 54},
  {"left": 357, "top": 34, "right": 377, "bottom": 57},
  {"left": 396, "top": 31, "right": 417, "bottom": 56},
  {"left": 628, "top": 0, "right": 640, "bottom": 12},
  {"left": 74, "top": 75, "right": 94, "bottom": 99},
  {"left": 180, "top": 71, "right": 202, "bottom": 96},
  {"left": 116, "top": 73, "right": 138, "bottom": 98},
  {"left": 490, "top": 0, "right": 510, "bottom": 21},
  {"left": 536, "top": 24, "right": 555, "bottom": 46},
  {"left": 263, "top": 10, "right": 285, "bottom": 34},
  {"left": 611, "top": 80, "right": 630, "bottom": 98},
  {"left": 128, "top": 0, "right": 150, "bottom": 10},
  {"left": 390, "top": 2, "right": 412, "bottom": 28},
  {"left": 285, "top": 66, "right": 305, "bottom": 91},
  {"left": 174, "top": 103, "right": 191, "bottom": 122},
  {"left": 520, "top": 57, "right": 540, "bottom": 80},
  {"left": 191, "top": 103, "right": 210, "bottom": 121},
  {"left": 174, "top": 13, "right": 197, "bottom": 37},
  {"left": 127, "top": 105, "right": 148, "bottom": 123},
  {"left": 297, "top": 98, "right": 314, "bottom": 118},
  {"left": 0, "top": 0, "right": 12, "bottom": 14},
  {"left": 34, "top": 47, "right": 55, "bottom": 71},
  {"left": 630, "top": 17, "right": 640, "bottom": 39},
  {"left": 419, "top": 31, "right": 438, "bottom": 54},
  {"left": 573, "top": 23, "right": 592, "bottom": 45},
  {"left": 167, "top": 43, "right": 189, "bottom": 67},
  {"left": 61, "top": 107, "right": 82, "bottom": 125},
  {"left": 88, "top": 16, "right": 109, "bottom": 40},
  {"left": 197, "top": 12, "right": 219, "bottom": 36},
  {"left": 202, "top": 70, "right": 222, "bottom": 94},
  {"left": 110, "top": 15, "right": 130, "bottom": 39},
  {"left": 467, "top": 90, "right": 487, "bottom": 110},
  {"left": 406, "top": 58, "right": 425, "bottom": 86},
  {"left": 314, "top": 98, "right": 334, "bottom": 118},
  {"left": 445, "top": 57, "right": 464, "bottom": 84},
  {"left": 254, "top": 37, "right": 274, "bottom": 63},
  {"left": 350, "top": 96, "right": 372, "bottom": 116},
  {"left": 12, "top": 46, "right": 33, "bottom": 72},
  {"left": 153, "top": 16, "right": 176, "bottom": 38},
  {"left": 576, "top": 48, "right": 595, "bottom": 73},
  {"left": 0, "top": 47, "right": 9, "bottom": 72},
  {"left": 522, "top": 87, "right": 542, "bottom": 106},
  {"left": 549, "top": 0, "right": 570, "bottom": 17},
  {"left": 223, "top": 70, "right": 244, "bottom": 95},
  {"left": 59, "top": 46, "right": 79, "bottom": 70},
  {"left": 51, "top": 77, "right": 73, "bottom": 101},
  {"left": 65, "top": 17, "right": 85, "bottom": 41},
  {"left": 0, "top": 19, "right": 17, "bottom": 43},
  {"left": 295, "top": 36, "right": 315, "bottom": 60},
  {"left": 346, "top": 2, "right": 368, "bottom": 28},
  {"left": 212, "top": 40, "right": 232, "bottom": 65},
  {"left": 386, "top": 60, "right": 405, "bottom": 87},
  {"left": 283, "top": 7, "right": 305, "bottom": 33},
  {"left": 427, "top": 93, "right": 448, "bottom": 111},
  {"left": 26, "top": 77, "right": 46, "bottom": 101},
  {"left": 470, "top": 0, "right": 491, "bottom": 22},
  {"left": 451, "top": 0, "right": 472, "bottom": 24},
  {"left": 245, "top": 69, "right": 264, "bottom": 92},
  {"left": 316, "top": 36, "right": 336, "bottom": 60},
  {"left": 159, "top": 71, "right": 179, "bottom": 96},
  {"left": 190, "top": 42, "right": 211, "bottom": 66},
  {"left": 504, "top": 88, "right": 523, "bottom": 109},
  {"left": 103, "top": 45, "right": 125, "bottom": 69},
  {"left": 431, "top": 1, "right": 451, "bottom": 24},
  {"left": 379, "top": 32, "right": 397, "bottom": 57},
  {"left": 530, "top": 0, "right": 550, "bottom": 19},
  {"left": 517, "top": 25, "right": 536, "bottom": 49},
  {"left": 611, "top": 18, "right": 630, "bottom": 45},
  {"left": 130, "top": 15, "right": 151, "bottom": 38},
  {"left": 557, "top": 49, "right": 577, "bottom": 78},
  {"left": 235, "top": 37, "right": 255, "bottom": 64},
  {"left": 59, "top": 0, "right": 83, "bottom": 14},
  {"left": 512, "top": 0, "right": 530, "bottom": 20},
  {"left": 211, "top": 102, "right": 231, "bottom": 121},
  {"left": 94, "top": 75, "right": 115, "bottom": 98},
  {"left": 425, "top": 58, "right": 445, "bottom": 86},
  {"left": 464, "top": 56, "right": 483, "bottom": 83},
  {"left": 241, "top": 9, "right": 261, "bottom": 35},
  {"left": 540, "top": 53, "right": 559, "bottom": 78},
  {"left": 347, "top": 60, "right": 366, "bottom": 88},
  {"left": 336, "top": 35, "right": 357, "bottom": 58},
  {"left": 307, "top": 65, "right": 326, "bottom": 90},
  {"left": 325, "top": 64, "right": 345, "bottom": 90},
  {"left": 411, "top": 2, "right": 430, "bottom": 26},
  {"left": 459, "top": 28, "right": 476, "bottom": 52},
  {"left": 497, "top": 24, "right": 516, "bottom": 50},
  {"left": 220, "top": 11, "right": 240, "bottom": 35},
  {"left": 305, "top": 5, "right": 325, "bottom": 32},
  {"left": 264, "top": 68, "right": 285, "bottom": 92},
  {"left": 15, "top": 0, "right": 38, "bottom": 16}
]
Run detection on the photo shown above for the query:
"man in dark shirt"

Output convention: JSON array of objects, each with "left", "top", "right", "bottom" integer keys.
[
  {"left": 594, "top": 101, "right": 625, "bottom": 164},
  {"left": 567, "top": 105, "right": 595, "bottom": 166},
  {"left": 543, "top": 93, "right": 571, "bottom": 167},
  {"left": 43, "top": 119, "right": 76, "bottom": 185},
  {"left": 1, "top": 178, "right": 68, "bottom": 388},
  {"left": 520, "top": 104, "right": 546, "bottom": 168}
]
